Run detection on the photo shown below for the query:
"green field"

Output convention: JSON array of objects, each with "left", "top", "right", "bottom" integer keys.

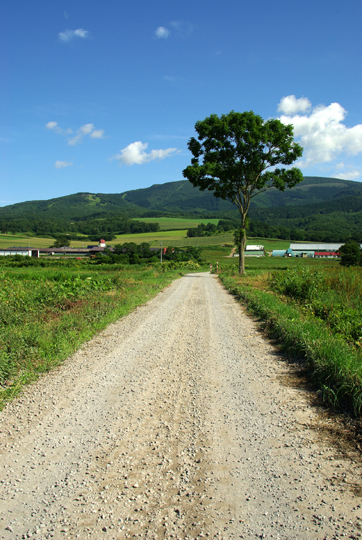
[
  {"left": 135, "top": 217, "right": 220, "bottom": 230},
  {"left": 0, "top": 231, "right": 294, "bottom": 252},
  {"left": 0, "top": 233, "right": 55, "bottom": 248}
]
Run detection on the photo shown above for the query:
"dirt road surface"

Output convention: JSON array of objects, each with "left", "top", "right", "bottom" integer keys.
[{"left": 1, "top": 272, "right": 362, "bottom": 539}]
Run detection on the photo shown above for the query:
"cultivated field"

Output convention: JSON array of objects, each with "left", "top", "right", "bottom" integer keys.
[
  {"left": 0, "top": 230, "right": 295, "bottom": 251},
  {"left": 0, "top": 233, "right": 55, "bottom": 248}
]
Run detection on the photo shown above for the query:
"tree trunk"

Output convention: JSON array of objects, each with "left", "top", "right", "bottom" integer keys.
[
  {"left": 236, "top": 212, "right": 247, "bottom": 275},
  {"left": 240, "top": 231, "right": 246, "bottom": 275}
]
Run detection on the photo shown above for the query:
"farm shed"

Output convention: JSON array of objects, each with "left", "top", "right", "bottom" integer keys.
[
  {"left": 245, "top": 245, "right": 264, "bottom": 256},
  {"left": 39, "top": 247, "right": 108, "bottom": 256},
  {"left": 272, "top": 250, "right": 287, "bottom": 257},
  {"left": 234, "top": 245, "right": 264, "bottom": 257},
  {"left": 290, "top": 243, "right": 343, "bottom": 257},
  {"left": 0, "top": 247, "right": 39, "bottom": 257},
  {"left": 314, "top": 251, "right": 339, "bottom": 259}
]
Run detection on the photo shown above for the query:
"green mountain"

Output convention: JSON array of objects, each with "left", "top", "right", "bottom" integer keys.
[
  {"left": 0, "top": 176, "right": 361, "bottom": 242},
  {"left": 0, "top": 192, "right": 140, "bottom": 219},
  {"left": 1, "top": 176, "right": 361, "bottom": 219}
]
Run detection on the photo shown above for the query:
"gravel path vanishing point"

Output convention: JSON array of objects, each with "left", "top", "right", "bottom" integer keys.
[{"left": 1, "top": 272, "right": 362, "bottom": 540}]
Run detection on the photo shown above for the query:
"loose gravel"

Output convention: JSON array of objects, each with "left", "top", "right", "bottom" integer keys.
[{"left": 0, "top": 272, "right": 361, "bottom": 539}]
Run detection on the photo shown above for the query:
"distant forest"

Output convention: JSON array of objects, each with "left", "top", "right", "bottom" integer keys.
[{"left": 0, "top": 215, "right": 160, "bottom": 242}]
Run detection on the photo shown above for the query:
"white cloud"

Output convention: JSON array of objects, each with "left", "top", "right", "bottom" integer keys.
[
  {"left": 277, "top": 97, "right": 362, "bottom": 167},
  {"left": 114, "top": 141, "right": 179, "bottom": 166},
  {"left": 46, "top": 121, "right": 59, "bottom": 130},
  {"left": 334, "top": 170, "right": 361, "bottom": 180},
  {"left": 68, "top": 123, "right": 102, "bottom": 145},
  {"left": 55, "top": 161, "right": 73, "bottom": 169},
  {"left": 58, "top": 29, "right": 89, "bottom": 42},
  {"left": 46, "top": 121, "right": 73, "bottom": 135},
  {"left": 47, "top": 122, "right": 104, "bottom": 145},
  {"left": 277, "top": 95, "right": 311, "bottom": 115},
  {"left": 155, "top": 26, "right": 170, "bottom": 39},
  {"left": 90, "top": 129, "right": 105, "bottom": 139}
]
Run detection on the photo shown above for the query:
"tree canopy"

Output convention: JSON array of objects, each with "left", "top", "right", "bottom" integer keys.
[
  {"left": 339, "top": 239, "right": 362, "bottom": 267},
  {"left": 182, "top": 110, "right": 303, "bottom": 274}
]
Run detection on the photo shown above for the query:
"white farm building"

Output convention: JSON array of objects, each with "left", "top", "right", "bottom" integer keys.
[
  {"left": 233, "top": 245, "right": 264, "bottom": 257},
  {"left": 290, "top": 243, "right": 346, "bottom": 258},
  {"left": 272, "top": 243, "right": 362, "bottom": 258}
]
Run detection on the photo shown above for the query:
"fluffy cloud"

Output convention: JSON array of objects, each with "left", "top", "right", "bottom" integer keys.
[
  {"left": 55, "top": 161, "right": 73, "bottom": 169},
  {"left": 58, "top": 29, "right": 89, "bottom": 42},
  {"left": 115, "top": 141, "right": 179, "bottom": 166},
  {"left": 46, "top": 122, "right": 104, "bottom": 145},
  {"left": 46, "top": 121, "right": 59, "bottom": 131},
  {"left": 155, "top": 26, "right": 170, "bottom": 39},
  {"left": 277, "top": 97, "right": 362, "bottom": 167},
  {"left": 277, "top": 95, "right": 311, "bottom": 115}
]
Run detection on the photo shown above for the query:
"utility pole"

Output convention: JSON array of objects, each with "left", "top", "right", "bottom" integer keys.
[{"left": 160, "top": 240, "right": 162, "bottom": 263}]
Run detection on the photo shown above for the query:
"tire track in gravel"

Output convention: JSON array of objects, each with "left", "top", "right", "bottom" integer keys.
[{"left": 1, "top": 272, "right": 362, "bottom": 539}]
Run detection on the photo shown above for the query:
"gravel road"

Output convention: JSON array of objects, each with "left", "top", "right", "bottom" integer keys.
[{"left": 1, "top": 272, "right": 362, "bottom": 539}]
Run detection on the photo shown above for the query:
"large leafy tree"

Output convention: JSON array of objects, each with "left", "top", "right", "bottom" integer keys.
[{"left": 182, "top": 111, "right": 303, "bottom": 274}]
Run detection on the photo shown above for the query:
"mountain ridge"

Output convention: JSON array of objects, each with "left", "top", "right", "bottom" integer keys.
[{"left": 1, "top": 176, "right": 361, "bottom": 219}]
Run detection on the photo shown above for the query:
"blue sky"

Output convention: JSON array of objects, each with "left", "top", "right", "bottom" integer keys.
[{"left": 1, "top": 0, "right": 362, "bottom": 206}]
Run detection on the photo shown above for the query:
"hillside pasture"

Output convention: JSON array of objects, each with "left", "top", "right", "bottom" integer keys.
[{"left": 0, "top": 233, "right": 55, "bottom": 248}]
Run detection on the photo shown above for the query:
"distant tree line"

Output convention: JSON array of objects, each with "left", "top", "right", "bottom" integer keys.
[
  {"left": 0, "top": 215, "right": 160, "bottom": 241},
  {"left": 94, "top": 243, "right": 202, "bottom": 265},
  {"left": 186, "top": 219, "right": 237, "bottom": 237}
]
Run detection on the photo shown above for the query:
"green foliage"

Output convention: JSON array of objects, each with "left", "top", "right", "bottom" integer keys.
[
  {"left": 0, "top": 263, "right": 198, "bottom": 408},
  {"left": 183, "top": 111, "right": 303, "bottom": 201},
  {"left": 50, "top": 236, "right": 71, "bottom": 248},
  {"left": 339, "top": 239, "right": 362, "bottom": 267},
  {"left": 186, "top": 219, "right": 236, "bottom": 238},
  {"left": 183, "top": 110, "right": 303, "bottom": 274},
  {"left": 269, "top": 267, "right": 362, "bottom": 346},
  {"left": 220, "top": 266, "right": 362, "bottom": 416},
  {"left": 92, "top": 243, "right": 202, "bottom": 265}
]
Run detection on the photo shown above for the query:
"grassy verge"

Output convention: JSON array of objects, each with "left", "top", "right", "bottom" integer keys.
[
  {"left": 0, "top": 263, "right": 193, "bottom": 409},
  {"left": 219, "top": 262, "right": 362, "bottom": 417}
]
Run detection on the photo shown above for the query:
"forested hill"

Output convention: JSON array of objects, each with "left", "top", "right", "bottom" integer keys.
[
  {"left": 1, "top": 176, "right": 362, "bottom": 242},
  {"left": 1, "top": 176, "right": 362, "bottom": 220}
]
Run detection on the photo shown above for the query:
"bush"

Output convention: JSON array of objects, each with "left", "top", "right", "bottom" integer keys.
[{"left": 339, "top": 239, "right": 362, "bottom": 267}]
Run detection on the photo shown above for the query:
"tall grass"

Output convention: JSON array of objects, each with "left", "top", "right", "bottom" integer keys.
[
  {"left": 0, "top": 264, "right": 191, "bottom": 409},
  {"left": 270, "top": 267, "right": 362, "bottom": 345},
  {"left": 219, "top": 263, "right": 362, "bottom": 416}
]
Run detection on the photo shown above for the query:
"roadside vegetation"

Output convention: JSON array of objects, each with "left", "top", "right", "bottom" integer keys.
[
  {"left": 0, "top": 258, "right": 203, "bottom": 409},
  {"left": 2, "top": 231, "right": 361, "bottom": 419},
  {"left": 218, "top": 258, "right": 362, "bottom": 416}
]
